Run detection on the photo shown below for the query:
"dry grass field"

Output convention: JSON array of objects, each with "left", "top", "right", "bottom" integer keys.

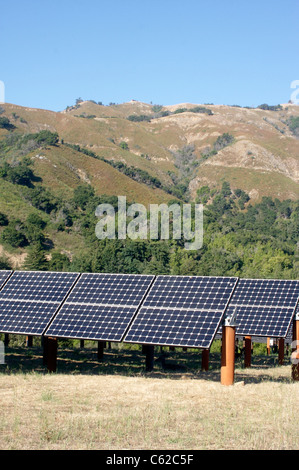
[{"left": 0, "top": 344, "right": 298, "bottom": 450}]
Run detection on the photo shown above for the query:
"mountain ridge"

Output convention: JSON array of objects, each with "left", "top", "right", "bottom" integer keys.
[{"left": 1, "top": 99, "right": 298, "bottom": 204}]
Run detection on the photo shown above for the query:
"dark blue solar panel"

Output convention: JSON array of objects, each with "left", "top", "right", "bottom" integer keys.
[
  {"left": 0, "top": 300, "right": 59, "bottom": 336},
  {"left": 0, "top": 270, "right": 79, "bottom": 302},
  {"left": 0, "top": 271, "right": 80, "bottom": 335},
  {"left": 227, "top": 278, "right": 299, "bottom": 308},
  {"left": 45, "top": 304, "right": 137, "bottom": 342},
  {"left": 63, "top": 273, "right": 154, "bottom": 306},
  {"left": 226, "top": 278, "right": 299, "bottom": 338},
  {"left": 142, "top": 276, "right": 236, "bottom": 311},
  {"left": 45, "top": 273, "right": 155, "bottom": 341},
  {"left": 124, "top": 275, "right": 238, "bottom": 349}
]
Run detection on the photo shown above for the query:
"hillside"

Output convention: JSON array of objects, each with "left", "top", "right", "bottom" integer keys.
[
  {"left": 1, "top": 99, "right": 299, "bottom": 202},
  {"left": 0, "top": 99, "right": 298, "bottom": 273}
]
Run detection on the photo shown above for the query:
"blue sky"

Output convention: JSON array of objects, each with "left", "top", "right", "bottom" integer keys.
[{"left": 1, "top": 0, "right": 298, "bottom": 111}]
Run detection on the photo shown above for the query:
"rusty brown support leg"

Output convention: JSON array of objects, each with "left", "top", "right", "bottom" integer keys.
[
  {"left": 26, "top": 335, "right": 33, "bottom": 347},
  {"left": 144, "top": 345, "right": 155, "bottom": 372},
  {"left": 43, "top": 336, "right": 48, "bottom": 366},
  {"left": 47, "top": 337, "right": 57, "bottom": 373},
  {"left": 278, "top": 338, "right": 285, "bottom": 365},
  {"left": 221, "top": 326, "right": 236, "bottom": 386},
  {"left": 97, "top": 341, "right": 105, "bottom": 361},
  {"left": 201, "top": 349, "right": 209, "bottom": 371},
  {"left": 291, "top": 320, "right": 299, "bottom": 381},
  {"left": 4, "top": 334, "right": 9, "bottom": 347},
  {"left": 244, "top": 336, "right": 252, "bottom": 368}
]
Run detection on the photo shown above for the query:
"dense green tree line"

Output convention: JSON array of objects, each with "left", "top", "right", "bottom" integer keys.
[
  {"left": 0, "top": 179, "right": 297, "bottom": 280},
  {"left": 0, "top": 130, "right": 298, "bottom": 279}
]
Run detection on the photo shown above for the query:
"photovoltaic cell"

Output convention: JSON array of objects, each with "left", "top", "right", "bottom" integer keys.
[
  {"left": 0, "top": 271, "right": 80, "bottom": 336},
  {"left": 124, "top": 275, "right": 238, "bottom": 349},
  {"left": 225, "top": 278, "right": 299, "bottom": 338},
  {"left": 45, "top": 273, "right": 155, "bottom": 341},
  {"left": 0, "top": 270, "right": 12, "bottom": 291}
]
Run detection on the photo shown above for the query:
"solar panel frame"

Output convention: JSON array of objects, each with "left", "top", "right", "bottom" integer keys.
[
  {"left": 44, "top": 273, "right": 156, "bottom": 342},
  {"left": 224, "top": 277, "right": 299, "bottom": 339},
  {"left": 0, "top": 270, "right": 81, "bottom": 336},
  {"left": 0, "top": 270, "right": 13, "bottom": 291},
  {"left": 124, "top": 275, "right": 239, "bottom": 349}
]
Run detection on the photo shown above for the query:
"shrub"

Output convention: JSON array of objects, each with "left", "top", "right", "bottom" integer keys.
[
  {"left": 127, "top": 114, "right": 151, "bottom": 122},
  {"left": 152, "top": 105, "right": 163, "bottom": 113},
  {"left": 0, "top": 117, "right": 15, "bottom": 130},
  {"left": 34, "top": 130, "right": 59, "bottom": 146},
  {"left": 0, "top": 256, "right": 12, "bottom": 270},
  {"left": 0, "top": 212, "right": 9, "bottom": 226},
  {"left": 288, "top": 116, "right": 299, "bottom": 137},
  {"left": 173, "top": 108, "right": 188, "bottom": 114},
  {"left": 119, "top": 141, "right": 129, "bottom": 150},
  {"left": 1, "top": 224, "right": 27, "bottom": 247},
  {"left": 213, "top": 133, "right": 235, "bottom": 151},
  {"left": 189, "top": 106, "right": 213, "bottom": 115},
  {"left": 257, "top": 104, "right": 282, "bottom": 111}
]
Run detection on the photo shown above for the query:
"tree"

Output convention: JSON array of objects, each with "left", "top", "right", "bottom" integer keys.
[
  {"left": 26, "top": 213, "right": 46, "bottom": 229},
  {"left": 3, "top": 159, "right": 35, "bottom": 186},
  {"left": 73, "top": 184, "right": 95, "bottom": 210},
  {"left": 22, "top": 186, "right": 59, "bottom": 213},
  {"left": 196, "top": 186, "right": 211, "bottom": 204},
  {"left": 24, "top": 224, "right": 45, "bottom": 245},
  {"left": 36, "top": 130, "right": 59, "bottom": 146},
  {"left": 48, "top": 252, "right": 70, "bottom": 271},
  {"left": 23, "top": 244, "right": 48, "bottom": 271},
  {"left": 0, "top": 212, "right": 8, "bottom": 226},
  {"left": 1, "top": 224, "right": 27, "bottom": 247}
]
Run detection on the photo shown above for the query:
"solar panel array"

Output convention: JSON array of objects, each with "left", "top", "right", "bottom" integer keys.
[
  {"left": 1, "top": 270, "right": 298, "bottom": 347},
  {"left": 45, "top": 273, "right": 155, "bottom": 342},
  {"left": 124, "top": 275, "right": 238, "bottom": 349},
  {"left": 225, "top": 278, "right": 299, "bottom": 338},
  {"left": 0, "top": 271, "right": 79, "bottom": 336}
]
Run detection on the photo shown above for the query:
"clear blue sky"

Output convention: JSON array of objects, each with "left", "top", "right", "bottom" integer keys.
[{"left": 1, "top": 0, "right": 298, "bottom": 111}]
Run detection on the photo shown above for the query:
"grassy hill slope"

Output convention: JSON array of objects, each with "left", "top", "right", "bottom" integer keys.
[{"left": 1, "top": 100, "right": 298, "bottom": 203}]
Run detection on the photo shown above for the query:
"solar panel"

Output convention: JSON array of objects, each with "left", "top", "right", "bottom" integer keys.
[
  {"left": 0, "top": 271, "right": 80, "bottom": 336},
  {"left": 285, "top": 302, "right": 299, "bottom": 344},
  {"left": 225, "top": 278, "right": 299, "bottom": 338},
  {"left": 45, "top": 273, "right": 155, "bottom": 342},
  {"left": 0, "top": 270, "right": 12, "bottom": 291},
  {"left": 124, "top": 275, "right": 238, "bottom": 349}
]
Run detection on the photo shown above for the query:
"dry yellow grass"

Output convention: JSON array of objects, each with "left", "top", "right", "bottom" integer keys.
[{"left": 0, "top": 365, "right": 298, "bottom": 450}]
